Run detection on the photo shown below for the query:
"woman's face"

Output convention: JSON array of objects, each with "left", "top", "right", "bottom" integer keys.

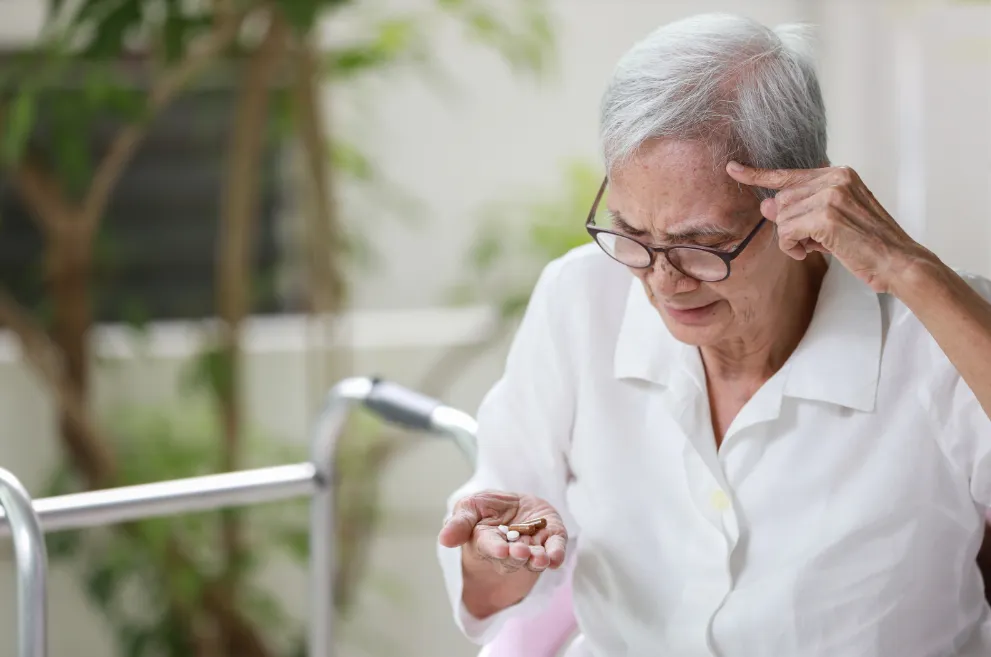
[{"left": 607, "top": 138, "right": 796, "bottom": 348}]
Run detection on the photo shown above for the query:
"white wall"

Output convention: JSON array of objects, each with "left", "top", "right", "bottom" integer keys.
[
  {"left": 334, "top": 0, "right": 991, "bottom": 310},
  {"left": 0, "top": 0, "right": 988, "bottom": 655}
]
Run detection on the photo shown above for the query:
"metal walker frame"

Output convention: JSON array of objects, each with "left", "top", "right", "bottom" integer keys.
[{"left": 0, "top": 376, "right": 478, "bottom": 657}]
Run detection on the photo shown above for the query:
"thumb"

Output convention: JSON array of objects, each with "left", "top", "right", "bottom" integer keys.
[{"left": 438, "top": 499, "right": 481, "bottom": 548}]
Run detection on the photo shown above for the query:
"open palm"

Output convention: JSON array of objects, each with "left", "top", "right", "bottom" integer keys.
[{"left": 439, "top": 489, "right": 568, "bottom": 573}]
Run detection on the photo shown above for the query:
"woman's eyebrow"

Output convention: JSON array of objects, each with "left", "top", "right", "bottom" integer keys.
[
  {"left": 609, "top": 210, "right": 740, "bottom": 243},
  {"left": 666, "top": 223, "right": 740, "bottom": 243},
  {"left": 608, "top": 210, "right": 650, "bottom": 237}
]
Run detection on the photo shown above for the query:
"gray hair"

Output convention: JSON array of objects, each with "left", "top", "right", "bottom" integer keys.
[{"left": 600, "top": 13, "right": 827, "bottom": 198}]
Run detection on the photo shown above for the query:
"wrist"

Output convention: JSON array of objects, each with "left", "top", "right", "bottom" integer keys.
[
  {"left": 461, "top": 549, "right": 537, "bottom": 619},
  {"left": 885, "top": 244, "right": 946, "bottom": 302}
]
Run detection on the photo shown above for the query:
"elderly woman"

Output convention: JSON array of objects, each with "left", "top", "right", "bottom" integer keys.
[{"left": 436, "top": 13, "right": 991, "bottom": 656}]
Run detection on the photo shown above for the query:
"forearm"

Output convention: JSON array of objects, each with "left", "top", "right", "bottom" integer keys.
[
  {"left": 894, "top": 253, "right": 991, "bottom": 418},
  {"left": 461, "top": 552, "right": 539, "bottom": 619}
]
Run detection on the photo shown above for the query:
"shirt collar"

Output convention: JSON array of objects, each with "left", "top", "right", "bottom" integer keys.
[{"left": 613, "top": 259, "right": 882, "bottom": 412}]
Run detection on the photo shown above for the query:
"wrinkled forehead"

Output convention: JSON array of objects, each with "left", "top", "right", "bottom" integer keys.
[{"left": 606, "top": 139, "right": 759, "bottom": 237}]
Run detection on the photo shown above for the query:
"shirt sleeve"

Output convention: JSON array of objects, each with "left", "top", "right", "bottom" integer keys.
[
  {"left": 436, "top": 257, "right": 579, "bottom": 645},
  {"left": 933, "top": 273, "right": 991, "bottom": 507}
]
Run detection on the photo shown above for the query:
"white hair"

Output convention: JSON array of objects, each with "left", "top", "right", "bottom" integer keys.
[{"left": 600, "top": 13, "right": 827, "bottom": 198}]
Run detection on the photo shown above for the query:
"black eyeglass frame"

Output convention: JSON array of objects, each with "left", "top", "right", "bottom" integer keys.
[{"left": 584, "top": 176, "right": 768, "bottom": 283}]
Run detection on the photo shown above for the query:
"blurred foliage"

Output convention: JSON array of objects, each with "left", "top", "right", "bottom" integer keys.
[
  {"left": 453, "top": 159, "right": 598, "bottom": 319},
  {"left": 44, "top": 394, "right": 417, "bottom": 657},
  {"left": 0, "top": 1, "right": 558, "bottom": 657},
  {"left": 43, "top": 398, "right": 308, "bottom": 656}
]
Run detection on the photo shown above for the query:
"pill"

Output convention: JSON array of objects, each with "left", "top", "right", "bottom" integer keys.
[
  {"left": 498, "top": 525, "right": 509, "bottom": 535},
  {"left": 506, "top": 530, "right": 520, "bottom": 541},
  {"left": 508, "top": 517, "right": 547, "bottom": 536}
]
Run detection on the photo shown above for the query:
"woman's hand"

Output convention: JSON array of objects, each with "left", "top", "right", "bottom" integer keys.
[
  {"left": 438, "top": 489, "right": 568, "bottom": 619},
  {"left": 439, "top": 489, "right": 568, "bottom": 573},
  {"left": 726, "top": 161, "right": 932, "bottom": 294}
]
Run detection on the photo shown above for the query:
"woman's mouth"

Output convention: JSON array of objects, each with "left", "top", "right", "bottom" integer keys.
[{"left": 663, "top": 301, "right": 720, "bottom": 323}]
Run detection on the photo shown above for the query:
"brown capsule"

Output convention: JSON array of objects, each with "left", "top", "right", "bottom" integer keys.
[{"left": 508, "top": 517, "right": 547, "bottom": 536}]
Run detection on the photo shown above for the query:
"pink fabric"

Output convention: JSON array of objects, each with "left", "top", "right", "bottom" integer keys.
[{"left": 478, "top": 575, "right": 578, "bottom": 657}]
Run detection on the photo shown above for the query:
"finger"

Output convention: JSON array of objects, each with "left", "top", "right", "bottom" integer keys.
[
  {"left": 772, "top": 177, "right": 841, "bottom": 211},
  {"left": 507, "top": 538, "right": 533, "bottom": 566},
  {"left": 474, "top": 527, "right": 511, "bottom": 560},
  {"left": 726, "top": 161, "right": 825, "bottom": 190},
  {"left": 780, "top": 237, "right": 808, "bottom": 261},
  {"left": 760, "top": 197, "right": 779, "bottom": 222},
  {"left": 782, "top": 181, "right": 861, "bottom": 223},
  {"left": 438, "top": 498, "right": 481, "bottom": 548},
  {"left": 544, "top": 533, "right": 568, "bottom": 569},
  {"left": 526, "top": 545, "right": 551, "bottom": 571},
  {"left": 777, "top": 212, "right": 831, "bottom": 261},
  {"left": 776, "top": 216, "right": 811, "bottom": 259}
]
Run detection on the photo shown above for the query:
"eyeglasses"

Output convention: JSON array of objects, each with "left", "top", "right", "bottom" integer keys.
[{"left": 585, "top": 177, "right": 767, "bottom": 283}]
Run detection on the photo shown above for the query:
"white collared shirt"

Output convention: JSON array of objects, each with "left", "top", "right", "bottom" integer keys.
[{"left": 438, "top": 244, "right": 991, "bottom": 657}]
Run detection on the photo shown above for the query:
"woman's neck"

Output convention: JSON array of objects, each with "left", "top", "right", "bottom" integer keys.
[{"left": 701, "top": 255, "right": 828, "bottom": 385}]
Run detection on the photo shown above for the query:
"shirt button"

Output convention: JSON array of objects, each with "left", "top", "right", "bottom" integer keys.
[{"left": 710, "top": 489, "right": 731, "bottom": 511}]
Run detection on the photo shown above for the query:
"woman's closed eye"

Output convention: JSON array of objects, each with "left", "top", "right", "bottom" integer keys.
[{"left": 609, "top": 212, "right": 744, "bottom": 251}]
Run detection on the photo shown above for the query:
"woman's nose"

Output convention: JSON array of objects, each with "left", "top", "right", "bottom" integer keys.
[{"left": 645, "top": 256, "right": 700, "bottom": 296}]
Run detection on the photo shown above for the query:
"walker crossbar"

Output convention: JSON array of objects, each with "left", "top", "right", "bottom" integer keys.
[
  {"left": 0, "top": 463, "right": 318, "bottom": 537},
  {"left": 0, "top": 376, "right": 478, "bottom": 657}
]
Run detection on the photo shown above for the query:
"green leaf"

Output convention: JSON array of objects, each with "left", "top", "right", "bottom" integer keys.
[
  {"left": 275, "top": 526, "right": 309, "bottom": 562},
  {"left": 105, "top": 85, "right": 148, "bottom": 122},
  {"left": 85, "top": 561, "right": 123, "bottom": 609},
  {"left": 289, "top": 636, "right": 308, "bottom": 657},
  {"left": 242, "top": 585, "right": 292, "bottom": 629},
  {"left": 499, "top": 291, "right": 531, "bottom": 319},
  {"left": 74, "top": 0, "right": 117, "bottom": 25},
  {"left": 162, "top": 0, "right": 185, "bottom": 63},
  {"left": 118, "top": 298, "right": 151, "bottom": 332},
  {"left": 326, "top": 18, "right": 426, "bottom": 79},
  {"left": 119, "top": 624, "right": 155, "bottom": 657},
  {"left": 180, "top": 347, "right": 235, "bottom": 401},
  {"left": 41, "top": 461, "right": 80, "bottom": 497},
  {"left": 330, "top": 140, "right": 373, "bottom": 181},
  {"left": 269, "top": 89, "right": 294, "bottom": 140},
  {"left": 171, "top": 565, "right": 201, "bottom": 607},
  {"left": 83, "top": 1, "right": 142, "bottom": 58},
  {"left": 2, "top": 92, "right": 36, "bottom": 165},
  {"left": 52, "top": 121, "right": 92, "bottom": 193},
  {"left": 277, "top": 0, "right": 323, "bottom": 33},
  {"left": 47, "top": 0, "right": 68, "bottom": 19},
  {"left": 469, "top": 225, "right": 504, "bottom": 272},
  {"left": 46, "top": 530, "right": 83, "bottom": 561}
]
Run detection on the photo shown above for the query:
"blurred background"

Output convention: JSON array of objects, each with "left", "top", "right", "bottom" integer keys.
[{"left": 0, "top": 0, "right": 986, "bottom": 655}]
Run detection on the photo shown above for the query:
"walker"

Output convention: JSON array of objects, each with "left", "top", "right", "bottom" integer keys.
[{"left": 0, "top": 377, "right": 582, "bottom": 657}]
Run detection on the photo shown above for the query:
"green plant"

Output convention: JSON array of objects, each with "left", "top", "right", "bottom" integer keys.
[
  {"left": 454, "top": 159, "right": 598, "bottom": 315},
  {"left": 44, "top": 399, "right": 307, "bottom": 655},
  {"left": 416, "top": 160, "right": 599, "bottom": 413},
  {"left": 0, "top": 0, "right": 556, "bottom": 655}
]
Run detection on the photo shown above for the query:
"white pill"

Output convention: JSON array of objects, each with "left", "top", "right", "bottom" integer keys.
[
  {"left": 498, "top": 525, "right": 509, "bottom": 535},
  {"left": 506, "top": 530, "right": 520, "bottom": 541}
]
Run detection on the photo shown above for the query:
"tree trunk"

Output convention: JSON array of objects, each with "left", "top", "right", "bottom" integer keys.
[
  {"left": 214, "top": 10, "right": 286, "bottom": 652},
  {"left": 290, "top": 38, "right": 351, "bottom": 428},
  {"left": 45, "top": 225, "right": 116, "bottom": 488}
]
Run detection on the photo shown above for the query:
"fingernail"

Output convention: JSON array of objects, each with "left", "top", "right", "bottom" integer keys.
[{"left": 727, "top": 160, "right": 744, "bottom": 173}]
